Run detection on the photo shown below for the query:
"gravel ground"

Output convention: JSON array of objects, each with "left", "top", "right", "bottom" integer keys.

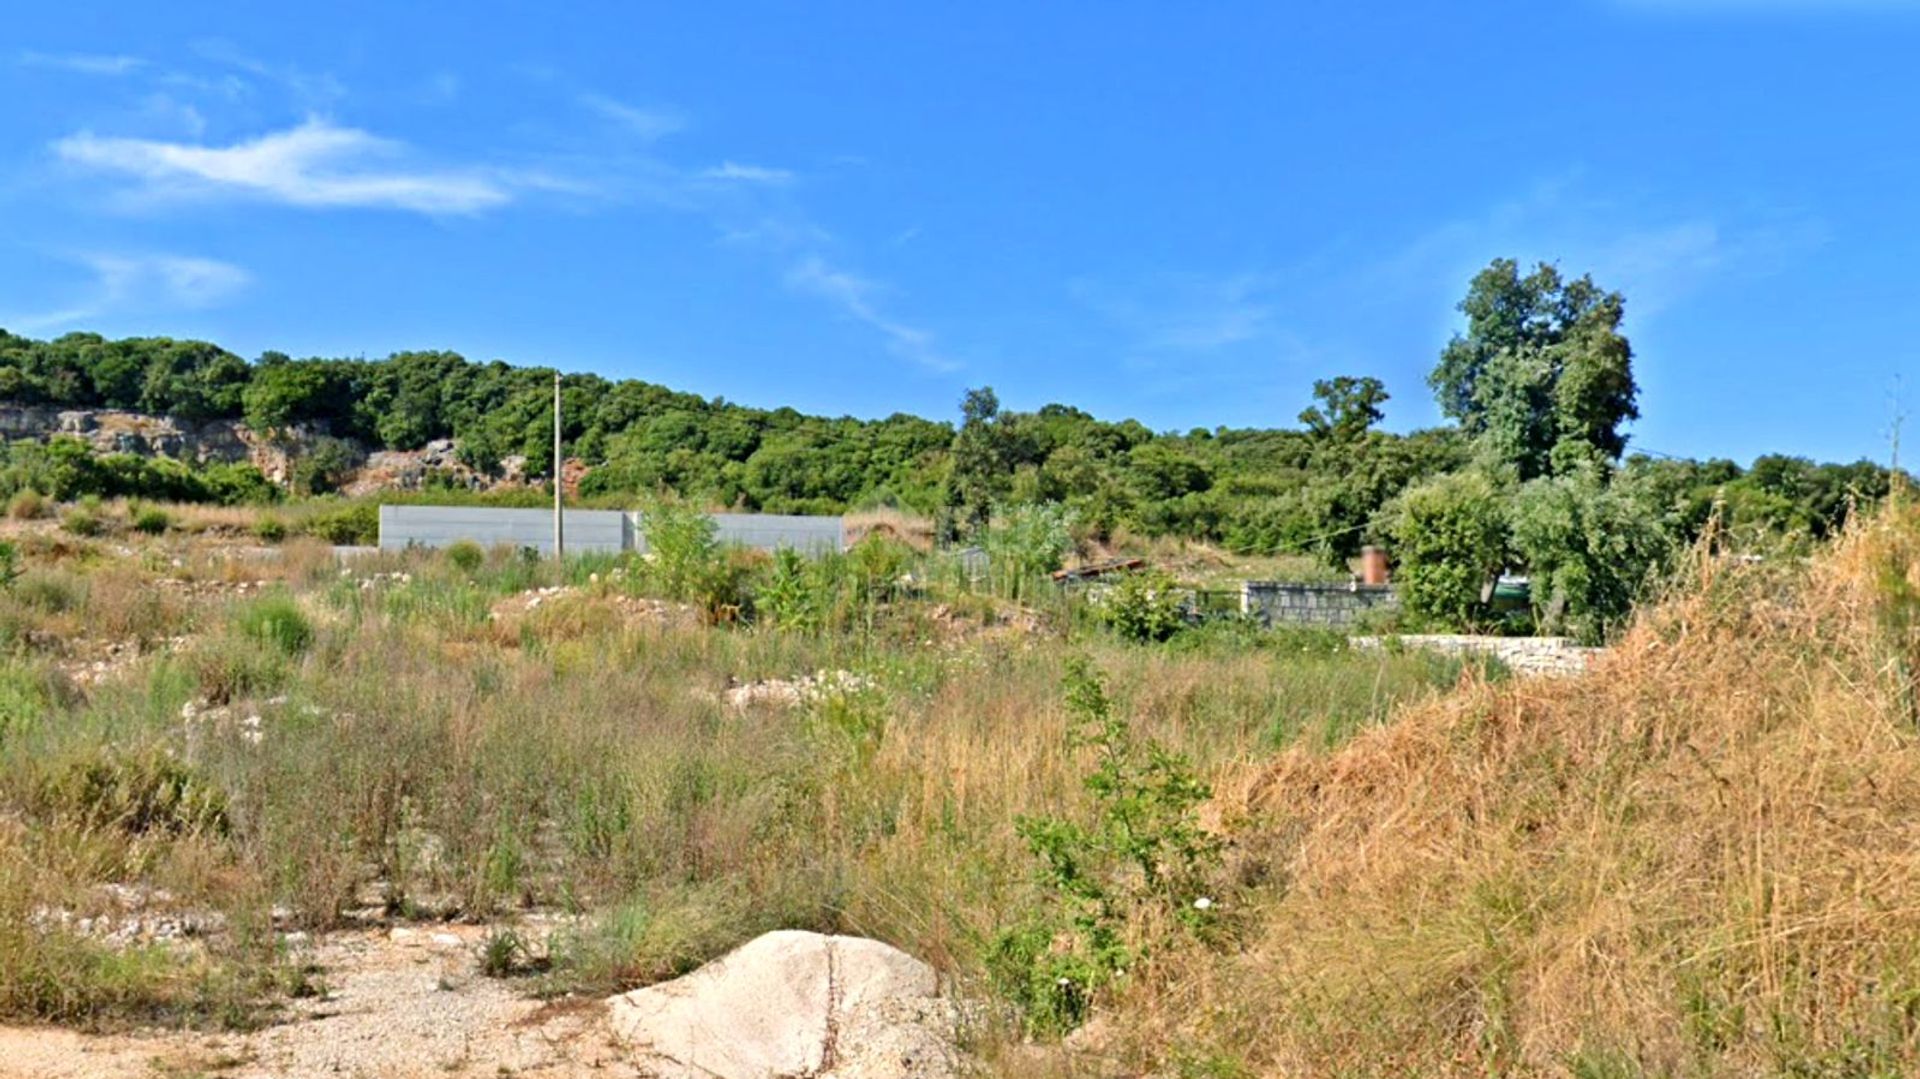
[{"left": 0, "top": 923, "right": 647, "bottom": 1079}]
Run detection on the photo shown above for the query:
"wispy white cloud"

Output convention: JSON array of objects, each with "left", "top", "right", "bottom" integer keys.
[
  {"left": 787, "top": 256, "right": 956, "bottom": 373},
  {"left": 54, "top": 117, "right": 513, "bottom": 214},
  {"left": 699, "top": 161, "right": 795, "bottom": 185},
  {"left": 1372, "top": 175, "right": 1828, "bottom": 321},
  {"left": 18, "top": 51, "right": 145, "bottom": 76},
  {"left": 1072, "top": 272, "right": 1283, "bottom": 355},
  {"left": 579, "top": 93, "right": 687, "bottom": 140},
  {"left": 6, "top": 252, "right": 249, "bottom": 333},
  {"left": 135, "top": 93, "right": 208, "bottom": 137},
  {"left": 189, "top": 38, "right": 343, "bottom": 107}
]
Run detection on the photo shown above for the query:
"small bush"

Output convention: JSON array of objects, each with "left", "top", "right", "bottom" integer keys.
[
  {"left": 252, "top": 515, "right": 288, "bottom": 544},
  {"left": 446, "top": 540, "right": 484, "bottom": 574},
  {"left": 0, "top": 662, "right": 52, "bottom": 742},
  {"left": 984, "top": 503, "right": 1076, "bottom": 600},
  {"left": 60, "top": 507, "right": 103, "bottom": 537},
  {"left": 13, "top": 570, "right": 83, "bottom": 613},
  {"left": 992, "top": 659, "right": 1226, "bottom": 1035},
  {"left": 1093, "top": 569, "right": 1188, "bottom": 643},
  {"left": 6, "top": 489, "right": 48, "bottom": 520},
  {"left": 236, "top": 595, "right": 313, "bottom": 656},
  {"left": 758, "top": 547, "right": 827, "bottom": 632},
  {"left": 131, "top": 506, "right": 171, "bottom": 535},
  {"left": 38, "top": 746, "right": 230, "bottom": 837},
  {"left": 305, "top": 503, "right": 377, "bottom": 546},
  {"left": 638, "top": 500, "right": 720, "bottom": 601}
]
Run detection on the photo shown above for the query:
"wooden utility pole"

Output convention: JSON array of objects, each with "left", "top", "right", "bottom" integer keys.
[{"left": 553, "top": 371, "right": 565, "bottom": 561}]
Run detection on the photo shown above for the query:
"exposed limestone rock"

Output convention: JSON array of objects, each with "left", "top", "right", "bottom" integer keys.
[{"left": 607, "top": 930, "right": 960, "bottom": 1079}]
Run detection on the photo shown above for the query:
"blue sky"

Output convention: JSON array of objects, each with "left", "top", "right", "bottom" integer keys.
[{"left": 3, "top": 2, "right": 1917, "bottom": 464}]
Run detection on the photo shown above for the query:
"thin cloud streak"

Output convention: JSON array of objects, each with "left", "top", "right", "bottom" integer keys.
[
  {"left": 6, "top": 252, "right": 250, "bottom": 333},
  {"left": 17, "top": 51, "right": 145, "bottom": 76},
  {"left": 700, "top": 161, "right": 796, "bottom": 184},
  {"left": 54, "top": 118, "right": 513, "bottom": 214},
  {"left": 1072, "top": 272, "right": 1282, "bottom": 357},
  {"left": 579, "top": 93, "right": 687, "bottom": 140},
  {"left": 787, "top": 256, "right": 957, "bottom": 373}
]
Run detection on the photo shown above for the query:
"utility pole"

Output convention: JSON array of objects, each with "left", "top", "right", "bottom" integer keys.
[{"left": 553, "top": 371, "right": 565, "bottom": 562}]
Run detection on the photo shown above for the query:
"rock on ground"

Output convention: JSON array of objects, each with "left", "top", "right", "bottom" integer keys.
[{"left": 607, "top": 930, "right": 960, "bottom": 1079}]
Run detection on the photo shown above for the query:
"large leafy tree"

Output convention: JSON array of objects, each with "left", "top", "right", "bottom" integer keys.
[
  {"left": 1298, "top": 376, "right": 1388, "bottom": 443},
  {"left": 1431, "top": 259, "right": 1638, "bottom": 480}
]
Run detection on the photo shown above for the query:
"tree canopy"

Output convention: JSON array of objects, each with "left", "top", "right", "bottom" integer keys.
[{"left": 1431, "top": 259, "right": 1639, "bottom": 480}]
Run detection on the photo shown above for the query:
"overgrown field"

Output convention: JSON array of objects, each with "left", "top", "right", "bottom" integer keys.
[
  {"left": 8, "top": 496, "right": 1914, "bottom": 1077},
  {"left": 0, "top": 500, "right": 1480, "bottom": 1065}
]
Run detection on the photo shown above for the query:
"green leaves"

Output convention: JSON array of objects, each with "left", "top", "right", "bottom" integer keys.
[
  {"left": 1380, "top": 470, "right": 1511, "bottom": 630},
  {"left": 1432, "top": 259, "right": 1639, "bottom": 482},
  {"left": 993, "top": 659, "right": 1226, "bottom": 1034}
]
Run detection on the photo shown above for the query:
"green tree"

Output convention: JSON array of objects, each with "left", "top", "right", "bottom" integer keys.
[
  {"left": 1299, "top": 376, "right": 1389, "bottom": 443},
  {"left": 947, "top": 386, "right": 1010, "bottom": 537},
  {"left": 1509, "top": 466, "right": 1674, "bottom": 643},
  {"left": 1431, "top": 259, "right": 1638, "bottom": 480},
  {"left": 1379, "top": 470, "right": 1510, "bottom": 629}
]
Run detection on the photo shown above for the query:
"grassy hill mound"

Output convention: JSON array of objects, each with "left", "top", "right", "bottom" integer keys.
[{"left": 1145, "top": 511, "right": 1920, "bottom": 1075}]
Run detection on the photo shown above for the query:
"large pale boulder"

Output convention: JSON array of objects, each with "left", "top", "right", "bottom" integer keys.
[{"left": 607, "top": 930, "right": 959, "bottom": 1078}]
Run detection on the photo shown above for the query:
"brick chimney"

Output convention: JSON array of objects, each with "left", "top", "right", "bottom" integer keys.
[{"left": 1359, "top": 545, "right": 1390, "bottom": 586}]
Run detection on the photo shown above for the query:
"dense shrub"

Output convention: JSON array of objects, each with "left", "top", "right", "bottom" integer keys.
[
  {"left": 6, "top": 490, "right": 46, "bottom": 520},
  {"left": 984, "top": 503, "right": 1075, "bottom": 599},
  {"left": 37, "top": 747, "right": 229, "bottom": 837},
  {"left": 304, "top": 503, "right": 377, "bottom": 545},
  {"left": 445, "top": 539, "right": 484, "bottom": 573},
  {"left": 235, "top": 595, "right": 313, "bottom": 655},
  {"left": 131, "top": 505, "right": 170, "bottom": 535},
  {"left": 59, "top": 506, "right": 103, "bottom": 537},
  {"left": 637, "top": 499, "right": 720, "bottom": 602},
  {"left": 1378, "top": 470, "right": 1509, "bottom": 630},
  {"left": 1509, "top": 467, "right": 1675, "bottom": 643},
  {"left": 1093, "top": 569, "right": 1187, "bottom": 643}
]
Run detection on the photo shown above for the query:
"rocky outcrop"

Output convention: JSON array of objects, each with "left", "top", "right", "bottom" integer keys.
[
  {"left": 343, "top": 438, "right": 510, "bottom": 495},
  {"left": 607, "top": 930, "right": 961, "bottom": 1079},
  {"left": 0, "top": 404, "right": 526, "bottom": 494},
  {"left": 0, "top": 405, "right": 256, "bottom": 463},
  {"left": 0, "top": 404, "right": 324, "bottom": 484}
]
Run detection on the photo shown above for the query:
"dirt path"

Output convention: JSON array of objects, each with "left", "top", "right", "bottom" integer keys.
[{"left": 0, "top": 924, "right": 645, "bottom": 1079}]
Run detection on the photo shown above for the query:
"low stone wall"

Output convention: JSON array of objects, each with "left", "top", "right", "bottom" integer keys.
[
  {"left": 1242, "top": 581, "right": 1399, "bottom": 628},
  {"left": 1352, "top": 634, "right": 1602, "bottom": 677}
]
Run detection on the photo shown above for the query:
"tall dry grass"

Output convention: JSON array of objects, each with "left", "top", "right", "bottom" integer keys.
[
  {"left": 1097, "top": 507, "right": 1920, "bottom": 1075},
  {"left": 0, "top": 532, "right": 1476, "bottom": 1033}
]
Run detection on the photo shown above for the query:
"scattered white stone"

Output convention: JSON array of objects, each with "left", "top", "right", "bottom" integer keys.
[{"left": 720, "top": 670, "right": 876, "bottom": 710}]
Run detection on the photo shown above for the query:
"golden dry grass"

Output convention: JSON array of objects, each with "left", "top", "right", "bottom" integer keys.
[
  {"left": 1106, "top": 510, "right": 1920, "bottom": 1076},
  {"left": 843, "top": 508, "right": 936, "bottom": 551}
]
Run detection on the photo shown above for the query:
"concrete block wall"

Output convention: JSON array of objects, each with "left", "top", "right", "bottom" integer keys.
[
  {"left": 378, "top": 504, "right": 844, "bottom": 555},
  {"left": 1241, "top": 581, "right": 1399, "bottom": 628}
]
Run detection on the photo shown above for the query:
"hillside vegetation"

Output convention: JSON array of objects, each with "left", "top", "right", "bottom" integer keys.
[{"left": 0, "top": 259, "right": 1897, "bottom": 577}]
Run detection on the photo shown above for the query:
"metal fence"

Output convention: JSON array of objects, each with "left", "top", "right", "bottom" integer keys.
[{"left": 378, "top": 504, "right": 844, "bottom": 556}]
